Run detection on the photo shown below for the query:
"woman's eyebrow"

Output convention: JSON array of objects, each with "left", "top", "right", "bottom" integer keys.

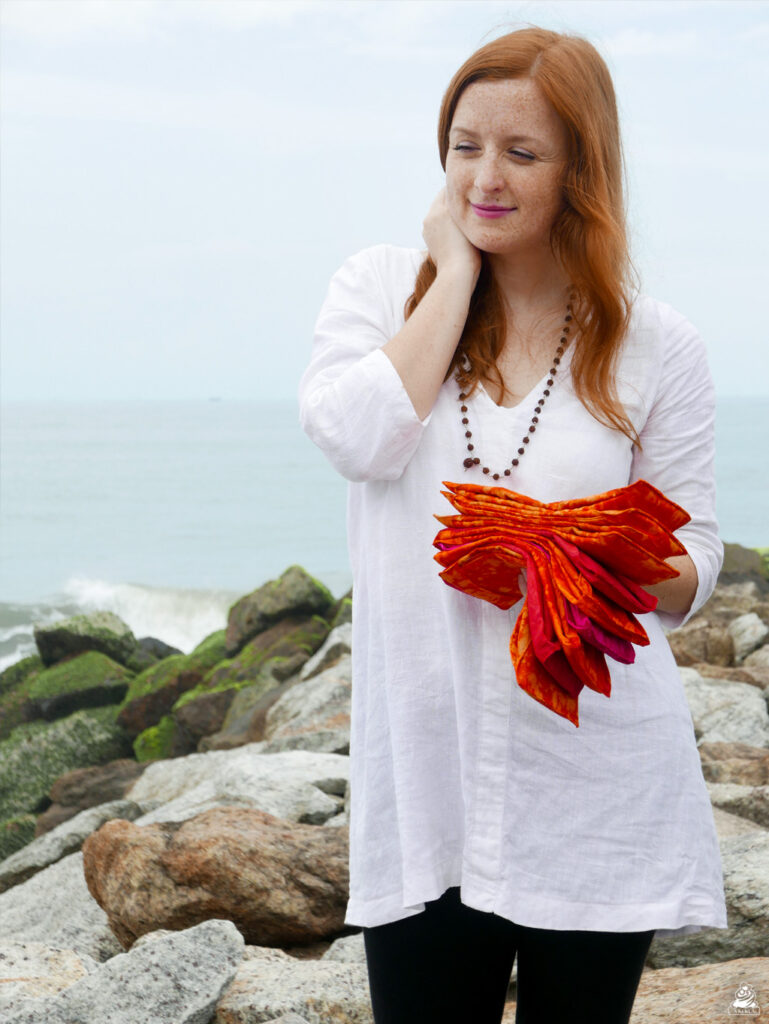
[{"left": 449, "top": 126, "right": 539, "bottom": 145}]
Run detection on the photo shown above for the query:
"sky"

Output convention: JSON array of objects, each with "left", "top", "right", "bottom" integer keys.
[{"left": 1, "top": 0, "right": 767, "bottom": 401}]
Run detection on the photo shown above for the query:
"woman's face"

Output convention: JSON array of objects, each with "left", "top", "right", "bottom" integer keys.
[{"left": 445, "top": 77, "right": 569, "bottom": 256}]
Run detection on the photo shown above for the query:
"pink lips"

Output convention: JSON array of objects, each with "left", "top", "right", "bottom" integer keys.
[{"left": 471, "top": 203, "right": 515, "bottom": 219}]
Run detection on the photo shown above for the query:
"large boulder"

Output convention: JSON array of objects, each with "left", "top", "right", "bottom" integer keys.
[
  {"left": 82, "top": 807, "right": 349, "bottom": 948},
  {"left": 707, "top": 783, "right": 769, "bottom": 829},
  {"left": 259, "top": 655, "right": 352, "bottom": 756},
  {"left": 225, "top": 567, "right": 335, "bottom": 656},
  {"left": 34, "top": 612, "right": 141, "bottom": 669},
  {"left": 699, "top": 743, "right": 769, "bottom": 786},
  {"left": 729, "top": 614, "right": 769, "bottom": 663},
  {"left": 0, "top": 657, "right": 43, "bottom": 741},
  {"left": 668, "top": 622, "right": 734, "bottom": 667},
  {"left": 0, "top": 942, "right": 98, "bottom": 1011},
  {"left": 720, "top": 543, "right": 769, "bottom": 591},
  {"left": 680, "top": 669, "right": 769, "bottom": 748},
  {"left": 630, "top": 957, "right": 769, "bottom": 1022},
  {"left": 0, "top": 919, "right": 245, "bottom": 1024},
  {"left": 743, "top": 645, "right": 769, "bottom": 688},
  {"left": 22, "top": 651, "right": 132, "bottom": 723}
]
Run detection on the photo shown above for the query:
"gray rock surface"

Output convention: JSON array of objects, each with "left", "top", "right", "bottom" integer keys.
[
  {"left": 33, "top": 612, "right": 139, "bottom": 669},
  {"left": 213, "top": 957, "right": 372, "bottom": 1024},
  {"left": 729, "top": 614, "right": 769, "bottom": 663},
  {"left": 0, "top": 942, "right": 98, "bottom": 1010},
  {"left": 0, "top": 851, "right": 122, "bottom": 962},
  {"left": 744, "top": 644, "right": 769, "bottom": 687},
  {"left": 0, "top": 798, "right": 159, "bottom": 894},
  {"left": 260, "top": 656, "right": 351, "bottom": 756},
  {"left": 300, "top": 623, "right": 352, "bottom": 681},
  {"left": 707, "top": 783, "right": 769, "bottom": 829},
  {"left": 680, "top": 668, "right": 769, "bottom": 748},
  {"left": 0, "top": 918, "right": 245, "bottom": 1024},
  {"left": 127, "top": 746, "right": 348, "bottom": 827}
]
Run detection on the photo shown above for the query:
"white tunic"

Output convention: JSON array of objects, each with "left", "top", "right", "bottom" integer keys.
[{"left": 298, "top": 243, "right": 728, "bottom": 938}]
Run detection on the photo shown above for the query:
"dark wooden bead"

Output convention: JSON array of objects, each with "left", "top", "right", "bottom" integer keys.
[
  {"left": 518, "top": 447, "right": 524, "bottom": 454},
  {"left": 463, "top": 457, "right": 474, "bottom": 468},
  {"left": 465, "top": 431, "right": 472, "bottom": 438},
  {"left": 512, "top": 458, "right": 519, "bottom": 466},
  {"left": 462, "top": 417, "right": 469, "bottom": 424},
  {"left": 504, "top": 469, "right": 511, "bottom": 475},
  {"left": 547, "top": 378, "right": 554, "bottom": 386},
  {"left": 565, "top": 315, "right": 572, "bottom": 321},
  {"left": 544, "top": 389, "right": 550, "bottom": 396},
  {"left": 549, "top": 367, "right": 556, "bottom": 374},
  {"left": 483, "top": 467, "right": 490, "bottom": 474},
  {"left": 459, "top": 392, "right": 467, "bottom": 400},
  {"left": 460, "top": 405, "right": 467, "bottom": 412},
  {"left": 529, "top": 425, "right": 536, "bottom": 433},
  {"left": 473, "top": 458, "right": 480, "bottom": 464},
  {"left": 523, "top": 437, "right": 530, "bottom": 444},
  {"left": 467, "top": 443, "right": 474, "bottom": 450},
  {"left": 493, "top": 473, "right": 499, "bottom": 480},
  {"left": 532, "top": 416, "right": 539, "bottom": 423},
  {"left": 553, "top": 357, "right": 560, "bottom": 365}
]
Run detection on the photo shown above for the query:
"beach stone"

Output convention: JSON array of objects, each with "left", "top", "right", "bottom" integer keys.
[
  {"left": 629, "top": 957, "right": 769, "bottom": 1022},
  {"left": 202, "top": 673, "right": 300, "bottom": 751},
  {"left": 212, "top": 956, "right": 371, "bottom": 1024},
  {"left": 668, "top": 622, "right": 733, "bottom": 666},
  {"left": 0, "top": 798, "right": 157, "bottom": 894},
  {"left": 711, "top": 805, "right": 767, "bottom": 840},
  {"left": 22, "top": 651, "right": 132, "bottom": 723},
  {"left": 321, "top": 932, "right": 366, "bottom": 964},
  {"left": 692, "top": 662, "right": 765, "bottom": 688},
  {"left": 300, "top": 623, "right": 352, "bottom": 682},
  {"left": 0, "top": 851, "right": 122, "bottom": 962},
  {"left": 116, "top": 629, "right": 227, "bottom": 738},
  {"left": 0, "top": 706, "right": 133, "bottom": 825},
  {"left": 82, "top": 806, "right": 349, "bottom": 948},
  {"left": 34, "top": 612, "right": 140, "bottom": 669},
  {"left": 0, "top": 815, "right": 37, "bottom": 861},
  {"left": 36, "top": 758, "right": 148, "bottom": 835},
  {"left": 0, "top": 657, "right": 43, "bottom": 742},
  {"left": 720, "top": 543, "right": 769, "bottom": 591},
  {"left": 729, "top": 613, "right": 769, "bottom": 663},
  {"left": 743, "top": 645, "right": 769, "bottom": 688},
  {"left": 680, "top": 668, "right": 769, "bottom": 748},
  {"left": 125, "top": 747, "right": 348, "bottom": 827},
  {"left": 649, "top": 830, "right": 769, "bottom": 967},
  {"left": 330, "top": 594, "right": 353, "bottom": 629},
  {"left": 707, "top": 783, "right": 769, "bottom": 829},
  {"left": 137, "top": 635, "right": 183, "bottom": 660},
  {"left": 260, "top": 656, "right": 351, "bottom": 756},
  {"left": 225, "top": 566, "right": 335, "bottom": 656},
  {"left": 0, "top": 918, "right": 245, "bottom": 1024},
  {"left": 0, "top": 942, "right": 98, "bottom": 1010},
  {"left": 700, "top": 742, "right": 769, "bottom": 785}
]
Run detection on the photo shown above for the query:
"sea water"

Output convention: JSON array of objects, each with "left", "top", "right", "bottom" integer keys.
[{"left": 1, "top": 397, "right": 766, "bottom": 670}]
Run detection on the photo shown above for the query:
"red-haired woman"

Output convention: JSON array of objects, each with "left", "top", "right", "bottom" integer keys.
[{"left": 299, "top": 27, "right": 726, "bottom": 1024}]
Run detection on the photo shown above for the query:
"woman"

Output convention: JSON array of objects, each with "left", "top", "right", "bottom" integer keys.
[{"left": 299, "top": 27, "right": 727, "bottom": 1024}]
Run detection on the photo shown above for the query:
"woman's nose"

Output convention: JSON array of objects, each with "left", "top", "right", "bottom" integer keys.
[{"left": 474, "top": 155, "right": 506, "bottom": 194}]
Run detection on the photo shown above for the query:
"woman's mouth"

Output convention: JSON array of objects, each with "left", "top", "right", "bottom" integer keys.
[{"left": 471, "top": 203, "right": 516, "bottom": 219}]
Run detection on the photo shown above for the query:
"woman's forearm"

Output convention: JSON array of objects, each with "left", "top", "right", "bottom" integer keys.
[
  {"left": 382, "top": 265, "right": 476, "bottom": 421},
  {"left": 644, "top": 554, "right": 698, "bottom": 615}
]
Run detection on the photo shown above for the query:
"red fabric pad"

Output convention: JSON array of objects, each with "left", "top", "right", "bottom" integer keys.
[{"left": 433, "top": 480, "right": 690, "bottom": 727}]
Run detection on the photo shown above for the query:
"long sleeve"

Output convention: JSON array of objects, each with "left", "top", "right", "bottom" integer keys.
[
  {"left": 629, "top": 303, "right": 723, "bottom": 630},
  {"left": 298, "top": 245, "right": 430, "bottom": 482}
]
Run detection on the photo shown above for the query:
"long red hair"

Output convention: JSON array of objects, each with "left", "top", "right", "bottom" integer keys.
[{"left": 405, "top": 27, "right": 639, "bottom": 444}]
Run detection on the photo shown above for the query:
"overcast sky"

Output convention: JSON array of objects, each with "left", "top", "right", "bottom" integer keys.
[{"left": 1, "top": 0, "right": 767, "bottom": 401}]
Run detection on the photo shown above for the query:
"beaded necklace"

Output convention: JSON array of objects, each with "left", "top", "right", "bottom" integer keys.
[{"left": 460, "top": 303, "right": 573, "bottom": 479}]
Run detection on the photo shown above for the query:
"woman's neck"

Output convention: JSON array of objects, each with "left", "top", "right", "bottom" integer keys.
[{"left": 487, "top": 245, "right": 571, "bottom": 314}]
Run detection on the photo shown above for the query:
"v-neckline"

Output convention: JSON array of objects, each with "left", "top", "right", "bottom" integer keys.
[{"left": 476, "top": 369, "right": 551, "bottom": 412}]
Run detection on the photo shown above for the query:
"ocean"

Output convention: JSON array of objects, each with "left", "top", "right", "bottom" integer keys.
[{"left": 1, "top": 397, "right": 767, "bottom": 672}]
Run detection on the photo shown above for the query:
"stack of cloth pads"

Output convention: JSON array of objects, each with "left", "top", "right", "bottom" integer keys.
[{"left": 433, "top": 479, "right": 689, "bottom": 726}]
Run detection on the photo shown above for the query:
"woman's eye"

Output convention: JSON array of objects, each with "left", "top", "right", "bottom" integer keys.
[
  {"left": 510, "top": 149, "right": 535, "bottom": 161},
  {"left": 452, "top": 144, "right": 476, "bottom": 152}
]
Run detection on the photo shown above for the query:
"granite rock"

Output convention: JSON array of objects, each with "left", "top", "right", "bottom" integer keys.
[
  {"left": 680, "top": 668, "right": 769, "bottom": 748},
  {"left": 729, "top": 614, "right": 769, "bottom": 663},
  {"left": 34, "top": 612, "right": 140, "bottom": 669}
]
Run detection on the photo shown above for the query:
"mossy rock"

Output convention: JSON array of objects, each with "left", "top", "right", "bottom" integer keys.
[
  {"left": 133, "top": 715, "right": 182, "bottom": 762},
  {"left": 0, "top": 705, "right": 133, "bottom": 822},
  {"left": 23, "top": 651, "right": 132, "bottom": 723},
  {"left": 331, "top": 596, "right": 352, "bottom": 629},
  {"left": 0, "top": 813, "right": 37, "bottom": 861},
  {"left": 225, "top": 566, "right": 335, "bottom": 656},
  {"left": 34, "top": 611, "right": 139, "bottom": 668},
  {"left": 0, "top": 657, "right": 44, "bottom": 742},
  {"left": 757, "top": 548, "right": 769, "bottom": 579}
]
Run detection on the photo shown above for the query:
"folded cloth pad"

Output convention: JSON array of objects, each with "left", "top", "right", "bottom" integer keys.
[{"left": 433, "top": 479, "right": 690, "bottom": 726}]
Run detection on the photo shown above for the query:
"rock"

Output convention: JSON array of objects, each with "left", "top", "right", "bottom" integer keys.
[
  {"left": 321, "top": 932, "right": 366, "bottom": 964},
  {"left": 668, "top": 622, "right": 733, "bottom": 666},
  {"left": 0, "top": 851, "right": 122, "bottom": 962},
  {"left": 0, "top": 657, "right": 43, "bottom": 741},
  {"left": 707, "top": 783, "right": 769, "bottom": 829},
  {"left": 213, "top": 956, "right": 371, "bottom": 1024},
  {"left": 300, "top": 623, "right": 352, "bottom": 682},
  {"left": 126, "top": 747, "right": 348, "bottom": 827},
  {"left": 330, "top": 593, "right": 352, "bottom": 630},
  {"left": 700, "top": 743, "right": 769, "bottom": 785},
  {"left": 630, "top": 957, "right": 769, "bottom": 1022},
  {"left": 260, "top": 656, "right": 352, "bottom": 755},
  {"left": 711, "top": 805, "right": 767, "bottom": 840},
  {"left": 0, "top": 798, "right": 157, "bottom": 894},
  {"left": 137, "top": 636, "right": 183, "bottom": 660},
  {"left": 37, "top": 758, "right": 148, "bottom": 835},
  {"left": 173, "top": 688, "right": 238, "bottom": 746},
  {"left": 729, "top": 613, "right": 769, "bottom": 663},
  {"left": 0, "top": 919, "right": 245, "bottom": 1024},
  {"left": 698, "top": 580, "right": 766, "bottom": 623},
  {"left": 22, "top": 651, "right": 132, "bottom": 723},
  {"left": 133, "top": 713, "right": 196, "bottom": 762},
  {"left": 0, "top": 706, "right": 133, "bottom": 825},
  {"left": 743, "top": 645, "right": 769, "bottom": 688},
  {"left": 0, "top": 815, "right": 37, "bottom": 861},
  {"left": 82, "top": 806, "right": 349, "bottom": 948},
  {"left": 680, "top": 668, "right": 769, "bottom": 748},
  {"left": 649, "top": 831, "right": 769, "bottom": 967},
  {"left": 202, "top": 673, "right": 299, "bottom": 751},
  {"left": 720, "top": 542, "right": 769, "bottom": 591},
  {"left": 117, "top": 629, "right": 228, "bottom": 739},
  {"left": 34, "top": 612, "right": 140, "bottom": 669},
  {"left": 692, "top": 662, "right": 765, "bottom": 688},
  {"left": 225, "top": 567, "right": 335, "bottom": 656},
  {"left": 0, "top": 942, "right": 98, "bottom": 1010}
]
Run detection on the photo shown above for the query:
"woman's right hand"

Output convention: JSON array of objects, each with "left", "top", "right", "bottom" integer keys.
[{"left": 422, "top": 188, "right": 482, "bottom": 289}]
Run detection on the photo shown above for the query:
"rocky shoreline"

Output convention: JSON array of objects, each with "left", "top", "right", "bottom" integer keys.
[{"left": 0, "top": 550, "right": 768, "bottom": 1023}]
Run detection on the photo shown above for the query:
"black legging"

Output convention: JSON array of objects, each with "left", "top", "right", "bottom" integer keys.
[{"left": 362, "top": 886, "right": 654, "bottom": 1024}]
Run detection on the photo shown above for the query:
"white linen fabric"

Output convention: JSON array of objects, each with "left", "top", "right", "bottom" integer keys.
[{"left": 298, "top": 243, "right": 728, "bottom": 938}]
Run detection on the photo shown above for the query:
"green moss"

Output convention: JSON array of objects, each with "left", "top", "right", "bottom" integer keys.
[
  {"left": 26, "top": 651, "right": 131, "bottom": 702},
  {"left": 189, "top": 628, "right": 228, "bottom": 666},
  {"left": 0, "top": 658, "right": 45, "bottom": 742},
  {"left": 0, "top": 813, "right": 37, "bottom": 861},
  {"left": 755, "top": 547, "right": 769, "bottom": 579},
  {"left": 0, "top": 655, "right": 43, "bottom": 697},
  {"left": 120, "top": 631, "right": 228, "bottom": 709},
  {"left": 0, "top": 705, "right": 132, "bottom": 821},
  {"left": 133, "top": 715, "right": 177, "bottom": 762}
]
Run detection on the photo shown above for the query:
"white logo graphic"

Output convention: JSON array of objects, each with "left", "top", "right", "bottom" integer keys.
[{"left": 728, "top": 983, "right": 761, "bottom": 1016}]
